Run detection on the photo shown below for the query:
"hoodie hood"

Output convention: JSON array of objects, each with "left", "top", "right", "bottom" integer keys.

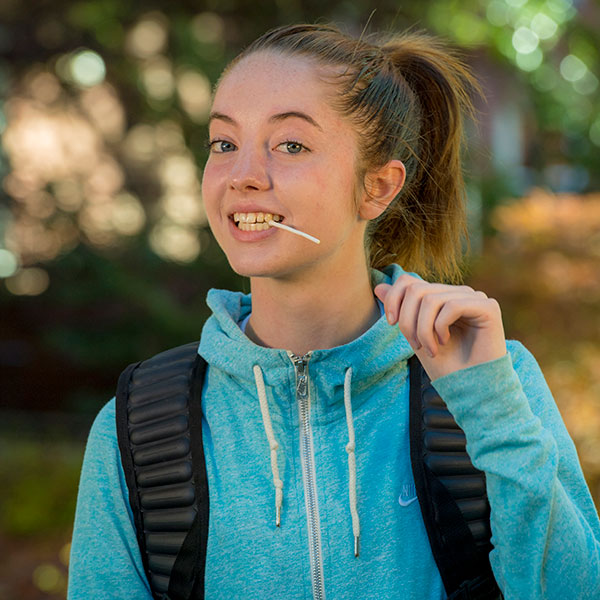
[{"left": 198, "top": 264, "right": 414, "bottom": 403}]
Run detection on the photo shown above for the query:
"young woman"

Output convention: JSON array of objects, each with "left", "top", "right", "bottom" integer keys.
[{"left": 68, "top": 23, "right": 600, "bottom": 600}]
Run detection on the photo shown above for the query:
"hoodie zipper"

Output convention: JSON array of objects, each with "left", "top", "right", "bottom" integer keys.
[{"left": 288, "top": 351, "right": 325, "bottom": 600}]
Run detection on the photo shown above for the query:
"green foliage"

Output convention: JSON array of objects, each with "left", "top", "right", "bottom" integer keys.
[{"left": 0, "top": 437, "right": 84, "bottom": 536}]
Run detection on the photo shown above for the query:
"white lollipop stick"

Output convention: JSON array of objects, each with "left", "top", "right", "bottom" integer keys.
[{"left": 267, "top": 220, "right": 320, "bottom": 244}]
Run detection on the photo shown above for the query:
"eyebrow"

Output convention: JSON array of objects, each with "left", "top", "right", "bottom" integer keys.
[
  {"left": 208, "top": 110, "right": 322, "bottom": 131},
  {"left": 269, "top": 111, "right": 323, "bottom": 131}
]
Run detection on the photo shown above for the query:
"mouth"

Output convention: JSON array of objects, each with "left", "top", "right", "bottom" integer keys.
[{"left": 231, "top": 211, "right": 284, "bottom": 231}]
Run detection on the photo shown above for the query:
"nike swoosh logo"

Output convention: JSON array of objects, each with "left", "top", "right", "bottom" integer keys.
[{"left": 398, "top": 496, "right": 418, "bottom": 507}]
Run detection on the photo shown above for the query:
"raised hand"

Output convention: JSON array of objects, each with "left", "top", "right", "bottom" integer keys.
[{"left": 374, "top": 275, "right": 507, "bottom": 380}]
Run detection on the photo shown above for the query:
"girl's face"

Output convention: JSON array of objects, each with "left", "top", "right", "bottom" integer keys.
[{"left": 202, "top": 51, "right": 367, "bottom": 280}]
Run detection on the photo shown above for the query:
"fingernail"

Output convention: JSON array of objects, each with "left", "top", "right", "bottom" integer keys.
[{"left": 387, "top": 312, "right": 394, "bottom": 324}]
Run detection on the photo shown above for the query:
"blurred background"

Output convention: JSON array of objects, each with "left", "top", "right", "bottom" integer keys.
[{"left": 1, "top": 0, "right": 599, "bottom": 597}]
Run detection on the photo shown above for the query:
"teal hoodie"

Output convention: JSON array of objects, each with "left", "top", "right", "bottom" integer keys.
[{"left": 68, "top": 265, "right": 600, "bottom": 599}]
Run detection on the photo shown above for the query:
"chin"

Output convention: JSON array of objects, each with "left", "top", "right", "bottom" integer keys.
[
  {"left": 227, "top": 254, "right": 310, "bottom": 280},
  {"left": 227, "top": 256, "right": 281, "bottom": 278}
]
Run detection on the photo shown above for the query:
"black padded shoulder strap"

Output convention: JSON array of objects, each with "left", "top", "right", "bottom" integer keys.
[
  {"left": 408, "top": 355, "right": 502, "bottom": 600},
  {"left": 115, "top": 342, "right": 208, "bottom": 600},
  {"left": 116, "top": 347, "right": 501, "bottom": 600}
]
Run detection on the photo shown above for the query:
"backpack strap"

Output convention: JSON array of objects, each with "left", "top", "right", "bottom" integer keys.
[
  {"left": 408, "top": 355, "right": 502, "bottom": 600},
  {"left": 115, "top": 342, "right": 208, "bottom": 600}
]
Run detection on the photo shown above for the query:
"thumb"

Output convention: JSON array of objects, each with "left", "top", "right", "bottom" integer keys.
[{"left": 374, "top": 283, "right": 391, "bottom": 302}]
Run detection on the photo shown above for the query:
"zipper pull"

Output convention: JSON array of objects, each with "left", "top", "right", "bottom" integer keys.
[
  {"left": 297, "top": 373, "right": 307, "bottom": 397},
  {"left": 290, "top": 352, "right": 311, "bottom": 398}
]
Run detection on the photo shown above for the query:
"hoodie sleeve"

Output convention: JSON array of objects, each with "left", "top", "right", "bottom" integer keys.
[
  {"left": 68, "top": 399, "right": 152, "bottom": 600},
  {"left": 430, "top": 340, "right": 600, "bottom": 600}
]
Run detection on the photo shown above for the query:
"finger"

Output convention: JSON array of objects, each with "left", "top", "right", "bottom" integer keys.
[
  {"left": 373, "top": 283, "right": 391, "bottom": 303},
  {"left": 434, "top": 296, "right": 501, "bottom": 344},
  {"left": 416, "top": 291, "right": 470, "bottom": 356},
  {"left": 397, "top": 280, "right": 431, "bottom": 350},
  {"left": 383, "top": 274, "right": 418, "bottom": 325},
  {"left": 431, "top": 289, "right": 487, "bottom": 345}
]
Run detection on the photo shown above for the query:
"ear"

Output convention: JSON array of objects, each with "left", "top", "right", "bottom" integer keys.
[{"left": 358, "top": 159, "right": 406, "bottom": 220}]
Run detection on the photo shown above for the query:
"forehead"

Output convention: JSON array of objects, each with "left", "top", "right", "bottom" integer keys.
[{"left": 212, "top": 51, "right": 346, "bottom": 129}]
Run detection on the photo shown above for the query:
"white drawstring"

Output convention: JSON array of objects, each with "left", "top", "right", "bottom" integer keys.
[
  {"left": 344, "top": 367, "right": 360, "bottom": 557},
  {"left": 253, "top": 362, "right": 360, "bottom": 556},
  {"left": 253, "top": 364, "right": 284, "bottom": 527}
]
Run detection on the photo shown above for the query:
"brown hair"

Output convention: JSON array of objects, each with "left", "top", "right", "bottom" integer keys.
[{"left": 226, "top": 24, "right": 480, "bottom": 282}]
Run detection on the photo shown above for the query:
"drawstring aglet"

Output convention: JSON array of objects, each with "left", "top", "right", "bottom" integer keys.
[
  {"left": 276, "top": 504, "right": 281, "bottom": 527},
  {"left": 354, "top": 535, "right": 360, "bottom": 557}
]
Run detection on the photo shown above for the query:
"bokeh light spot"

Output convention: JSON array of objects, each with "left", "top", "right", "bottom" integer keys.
[
  {"left": 141, "top": 57, "right": 174, "bottom": 101},
  {"left": 160, "top": 154, "right": 198, "bottom": 189},
  {"left": 149, "top": 223, "right": 201, "bottom": 263},
  {"left": 59, "top": 542, "right": 71, "bottom": 567},
  {"left": 111, "top": 193, "right": 146, "bottom": 236},
  {"left": 531, "top": 13, "right": 558, "bottom": 39},
  {"left": 79, "top": 84, "right": 126, "bottom": 142},
  {"left": 126, "top": 13, "right": 168, "bottom": 59},
  {"left": 560, "top": 54, "right": 588, "bottom": 82},
  {"left": 70, "top": 50, "right": 106, "bottom": 87},
  {"left": 6, "top": 267, "right": 50, "bottom": 296},
  {"left": 163, "top": 192, "right": 204, "bottom": 226},
  {"left": 177, "top": 70, "right": 211, "bottom": 123},
  {"left": 32, "top": 564, "right": 63, "bottom": 593},
  {"left": 191, "top": 12, "right": 225, "bottom": 45},
  {"left": 155, "top": 120, "right": 185, "bottom": 152},
  {"left": 512, "top": 27, "right": 539, "bottom": 54},
  {"left": 486, "top": 1, "right": 509, "bottom": 26},
  {"left": 590, "top": 120, "right": 600, "bottom": 147},
  {"left": 573, "top": 72, "right": 599, "bottom": 96},
  {"left": 123, "top": 124, "right": 156, "bottom": 162},
  {"left": 547, "top": 0, "right": 575, "bottom": 22},
  {"left": 516, "top": 48, "right": 543, "bottom": 72},
  {"left": 0, "top": 248, "right": 18, "bottom": 278},
  {"left": 449, "top": 13, "right": 487, "bottom": 45}
]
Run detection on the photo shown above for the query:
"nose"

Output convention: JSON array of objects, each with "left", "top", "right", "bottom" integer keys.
[{"left": 229, "top": 147, "right": 270, "bottom": 193}]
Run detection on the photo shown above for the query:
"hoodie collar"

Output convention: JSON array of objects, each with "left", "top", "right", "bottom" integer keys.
[{"left": 199, "top": 264, "right": 414, "bottom": 391}]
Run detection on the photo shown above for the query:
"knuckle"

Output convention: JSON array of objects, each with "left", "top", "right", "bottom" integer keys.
[
  {"left": 487, "top": 297, "right": 501, "bottom": 311},
  {"left": 421, "top": 293, "right": 435, "bottom": 308},
  {"left": 445, "top": 297, "right": 460, "bottom": 309},
  {"left": 399, "top": 274, "right": 417, "bottom": 286}
]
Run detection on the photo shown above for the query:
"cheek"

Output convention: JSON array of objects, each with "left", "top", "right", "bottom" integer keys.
[
  {"left": 201, "top": 163, "right": 225, "bottom": 210},
  {"left": 313, "top": 163, "right": 358, "bottom": 215}
]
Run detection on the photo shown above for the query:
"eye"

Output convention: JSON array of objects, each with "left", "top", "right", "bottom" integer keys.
[
  {"left": 276, "top": 140, "right": 309, "bottom": 154},
  {"left": 209, "top": 139, "right": 237, "bottom": 153}
]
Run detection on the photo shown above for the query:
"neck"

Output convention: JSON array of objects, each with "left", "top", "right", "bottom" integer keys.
[{"left": 246, "top": 259, "right": 380, "bottom": 356}]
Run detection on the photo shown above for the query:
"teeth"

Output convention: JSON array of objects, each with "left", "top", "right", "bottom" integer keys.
[
  {"left": 233, "top": 212, "right": 283, "bottom": 229},
  {"left": 237, "top": 222, "right": 269, "bottom": 231}
]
